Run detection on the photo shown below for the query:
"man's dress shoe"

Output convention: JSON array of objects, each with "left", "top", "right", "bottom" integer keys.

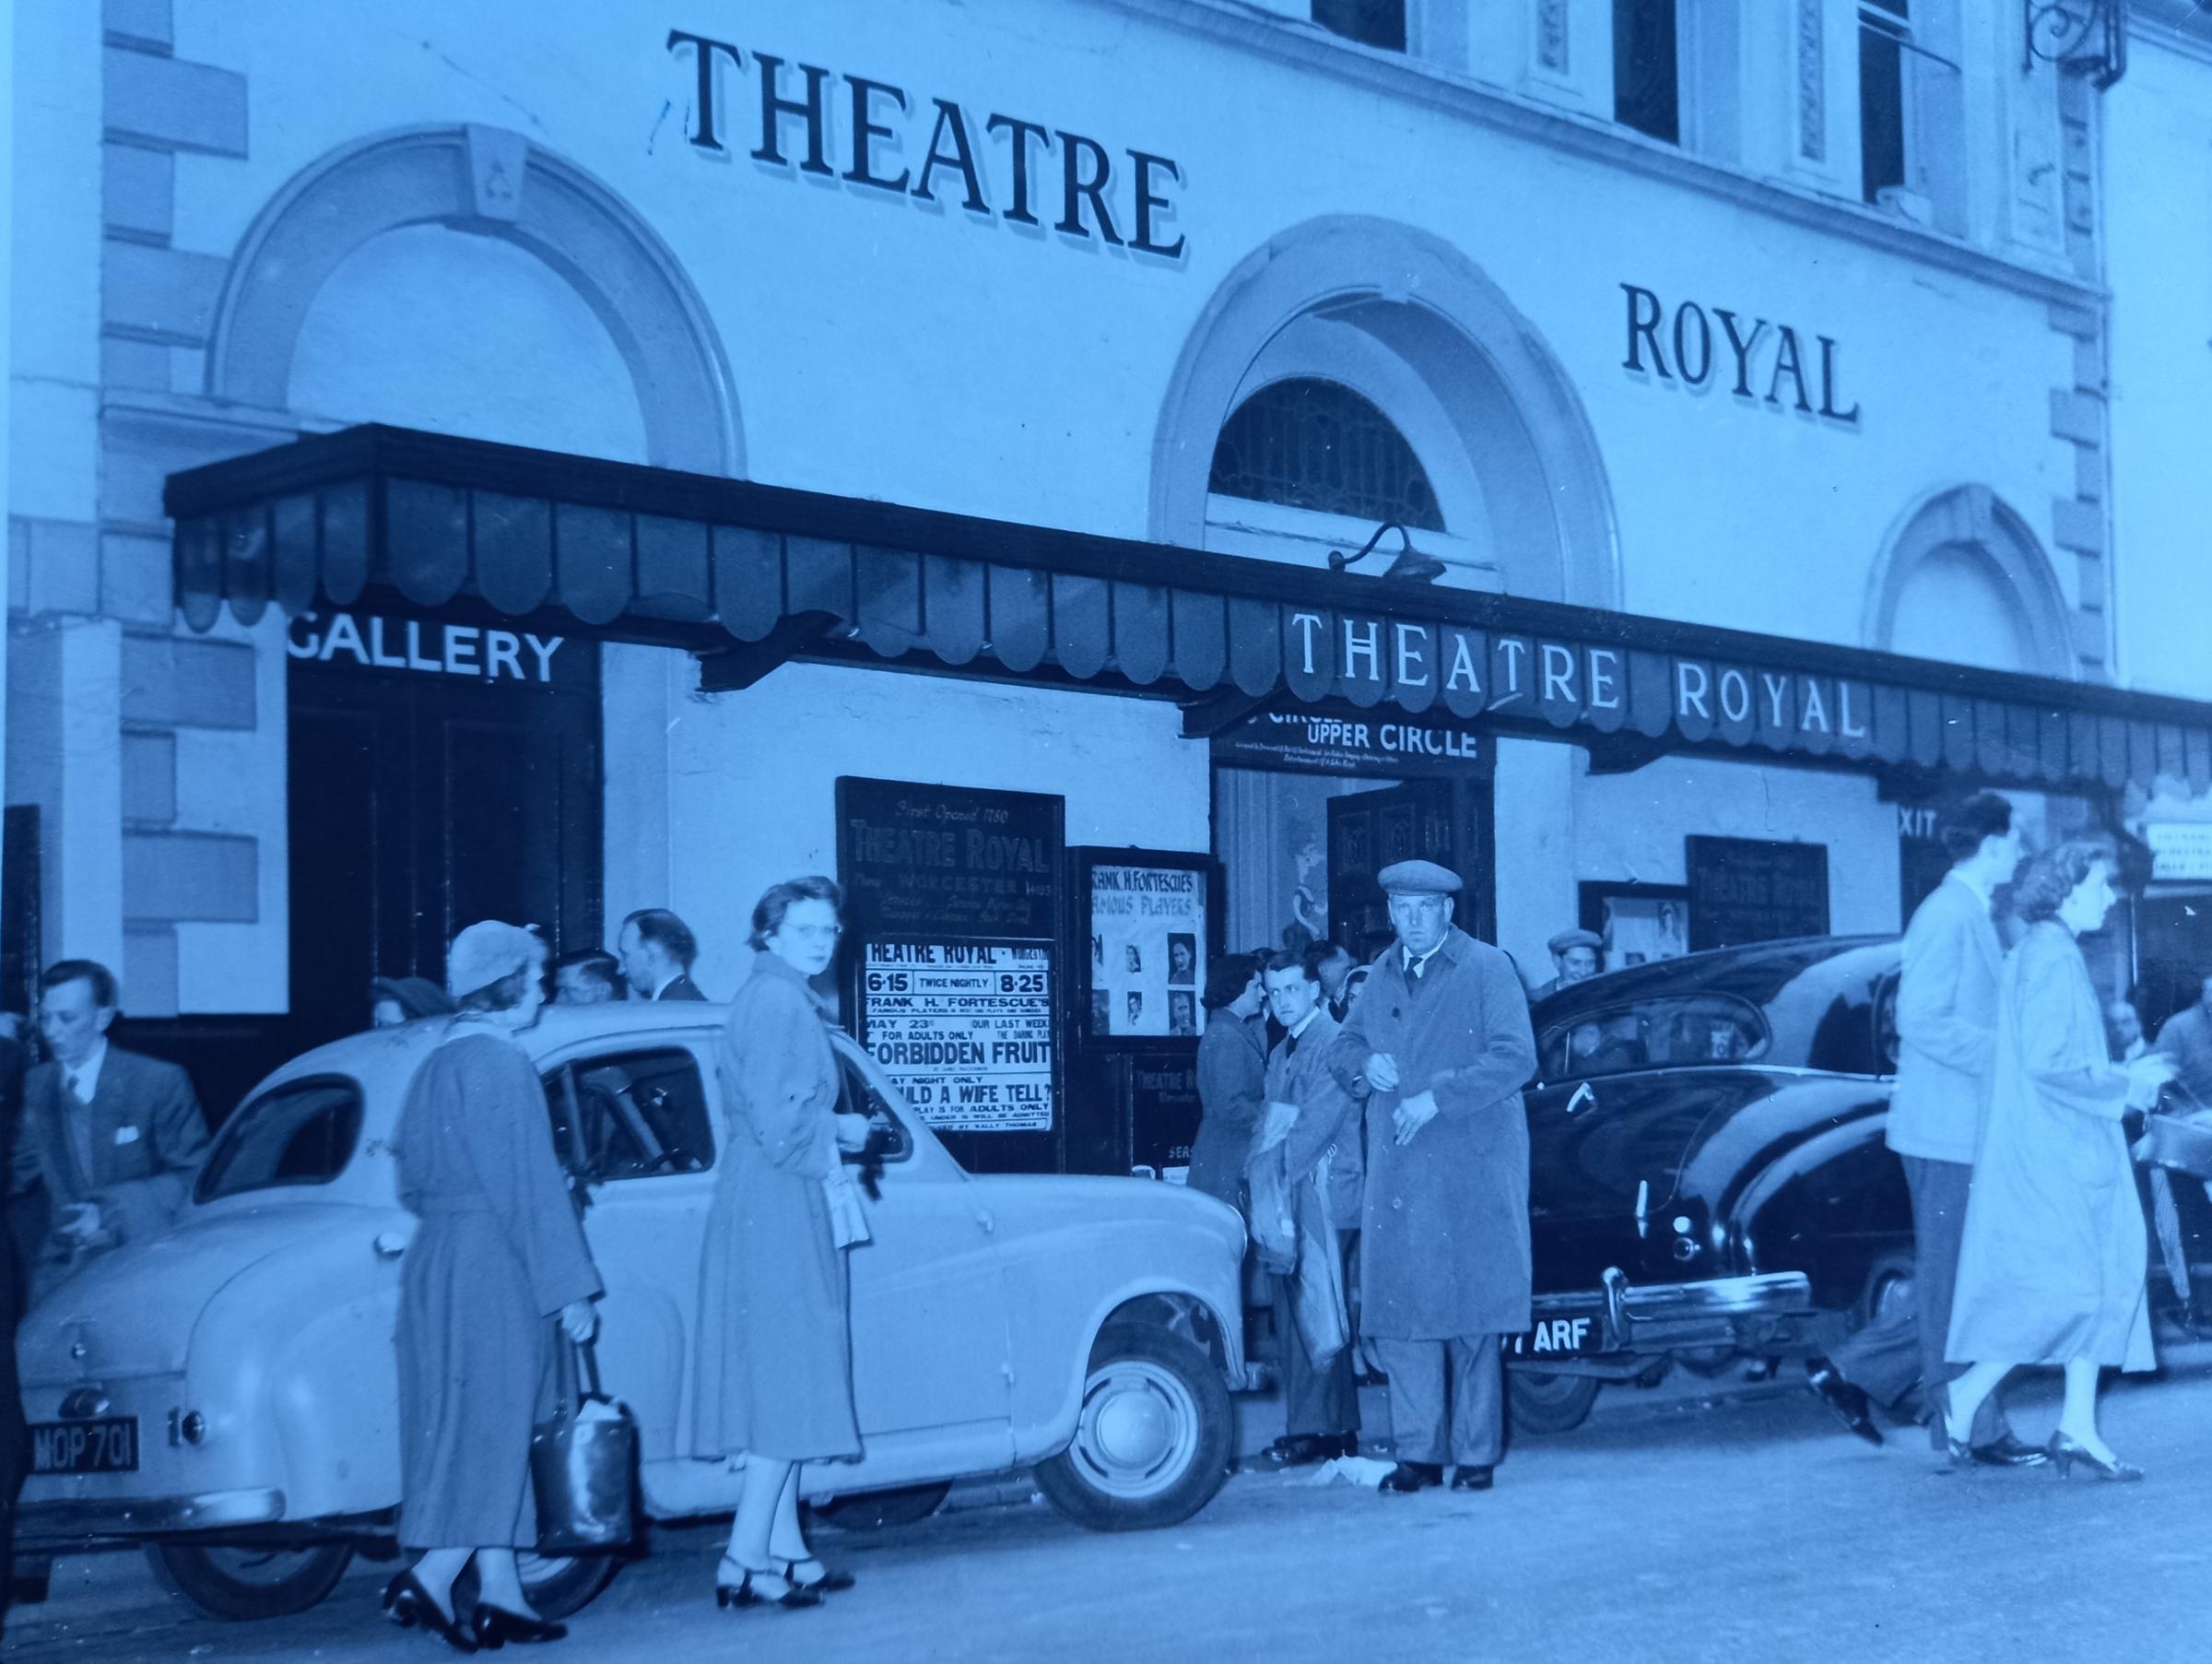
[
  {"left": 1803, "top": 1358, "right": 1883, "bottom": 1447},
  {"left": 1448, "top": 1466, "right": 1493, "bottom": 1492},
  {"left": 1251, "top": 1433, "right": 1353, "bottom": 1470},
  {"left": 1970, "top": 1433, "right": 2051, "bottom": 1469},
  {"left": 1378, "top": 1461, "right": 1443, "bottom": 1493}
]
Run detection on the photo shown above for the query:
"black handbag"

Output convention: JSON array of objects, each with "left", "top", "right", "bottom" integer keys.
[{"left": 530, "top": 1335, "right": 638, "bottom": 1553}]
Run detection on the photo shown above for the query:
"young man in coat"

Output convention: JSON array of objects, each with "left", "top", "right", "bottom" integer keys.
[
  {"left": 1248, "top": 950, "right": 1364, "bottom": 1469},
  {"left": 9, "top": 961, "right": 210, "bottom": 1303},
  {"left": 1806, "top": 794, "right": 2045, "bottom": 1466},
  {"left": 1325, "top": 860, "right": 1536, "bottom": 1494}
]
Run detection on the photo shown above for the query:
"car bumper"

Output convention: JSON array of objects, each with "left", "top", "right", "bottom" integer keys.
[
  {"left": 13, "top": 1487, "right": 287, "bottom": 1552},
  {"left": 1512, "top": 1269, "right": 1817, "bottom": 1367}
]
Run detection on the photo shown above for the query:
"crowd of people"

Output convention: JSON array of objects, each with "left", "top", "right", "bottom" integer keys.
[
  {"left": 1192, "top": 858, "right": 1539, "bottom": 1494},
  {"left": 0, "top": 888, "right": 864, "bottom": 1648}
]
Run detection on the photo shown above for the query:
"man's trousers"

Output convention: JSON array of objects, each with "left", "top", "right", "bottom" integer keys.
[{"left": 1369, "top": 1334, "right": 1502, "bottom": 1468}]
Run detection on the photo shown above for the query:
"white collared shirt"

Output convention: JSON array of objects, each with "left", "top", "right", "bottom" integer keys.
[
  {"left": 1403, "top": 939, "right": 1447, "bottom": 978},
  {"left": 1947, "top": 866, "right": 1994, "bottom": 912},
  {"left": 64, "top": 1037, "right": 110, "bottom": 1103},
  {"left": 1287, "top": 1009, "right": 1320, "bottom": 1044},
  {"left": 651, "top": 970, "right": 684, "bottom": 999}
]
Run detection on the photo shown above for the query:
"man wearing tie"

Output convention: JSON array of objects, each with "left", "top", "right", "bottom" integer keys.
[
  {"left": 1326, "top": 860, "right": 1535, "bottom": 1495},
  {"left": 618, "top": 909, "right": 709, "bottom": 1001},
  {"left": 9, "top": 961, "right": 209, "bottom": 1303}
]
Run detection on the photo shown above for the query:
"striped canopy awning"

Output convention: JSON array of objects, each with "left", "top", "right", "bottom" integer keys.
[{"left": 167, "top": 423, "right": 2212, "bottom": 797}]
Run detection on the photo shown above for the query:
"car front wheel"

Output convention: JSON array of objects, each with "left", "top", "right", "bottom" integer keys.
[
  {"left": 1034, "top": 1322, "right": 1232, "bottom": 1532},
  {"left": 147, "top": 1540, "right": 354, "bottom": 1621}
]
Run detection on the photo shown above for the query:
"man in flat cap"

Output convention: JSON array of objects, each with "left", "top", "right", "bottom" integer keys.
[
  {"left": 1326, "top": 860, "right": 1535, "bottom": 1494},
  {"left": 1528, "top": 928, "right": 1604, "bottom": 1002}
]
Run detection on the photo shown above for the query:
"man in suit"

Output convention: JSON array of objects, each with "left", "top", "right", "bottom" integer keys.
[
  {"left": 1248, "top": 950, "right": 1363, "bottom": 1469},
  {"left": 9, "top": 961, "right": 210, "bottom": 1303},
  {"left": 1326, "top": 860, "right": 1535, "bottom": 1495},
  {"left": 618, "top": 910, "right": 707, "bottom": 1001},
  {"left": 1806, "top": 794, "right": 2045, "bottom": 1466}
]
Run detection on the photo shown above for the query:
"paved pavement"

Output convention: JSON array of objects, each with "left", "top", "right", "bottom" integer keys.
[{"left": 8, "top": 1349, "right": 2211, "bottom": 1664}]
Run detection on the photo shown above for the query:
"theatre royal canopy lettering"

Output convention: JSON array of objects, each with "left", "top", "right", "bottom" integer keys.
[{"left": 665, "top": 29, "right": 1187, "bottom": 257}]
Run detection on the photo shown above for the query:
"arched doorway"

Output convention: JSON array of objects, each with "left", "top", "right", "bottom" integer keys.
[{"left": 206, "top": 126, "right": 740, "bottom": 1046}]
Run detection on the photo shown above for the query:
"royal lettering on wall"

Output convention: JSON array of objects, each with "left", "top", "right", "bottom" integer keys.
[
  {"left": 1273, "top": 607, "right": 1904, "bottom": 762},
  {"left": 1620, "top": 282, "right": 1859, "bottom": 425},
  {"left": 665, "top": 29, "right": 1187, "bottom": 258}
]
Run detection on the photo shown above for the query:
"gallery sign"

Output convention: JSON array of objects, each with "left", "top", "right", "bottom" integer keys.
[{"left": 284, "top": 609, "right": 568, "bottom": 685}]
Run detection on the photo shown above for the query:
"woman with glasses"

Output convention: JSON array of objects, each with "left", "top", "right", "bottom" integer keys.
[{"left": 692, "top": 876, "right": 873, "bottom": 1610}]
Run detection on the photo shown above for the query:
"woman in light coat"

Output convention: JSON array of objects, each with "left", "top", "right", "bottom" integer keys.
[
  {"left": 1943, "top": 844, "right": 2176, "bottom": 1479},
  {"left": 693, "top": 877, "right": 873, "bottom": 1611},
  {"left": 386, "top": 922, "right": 600, "bottom": 1651}
]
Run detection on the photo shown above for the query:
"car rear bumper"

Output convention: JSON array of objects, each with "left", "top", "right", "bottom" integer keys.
[
  {"left": 13, "top": 1487, "right": 287, "bottom": 1552},
  {"left": 1511, "top": 1269, "right": 1817, "bottom": 1371}
]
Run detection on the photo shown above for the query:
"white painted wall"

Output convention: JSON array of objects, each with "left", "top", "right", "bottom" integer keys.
[
  {"left": 661, "top": 662, "right": 1211, "bottom": 998},
  {"left": 2106, "top": 32, "right": 2212, "bottom": 703}
]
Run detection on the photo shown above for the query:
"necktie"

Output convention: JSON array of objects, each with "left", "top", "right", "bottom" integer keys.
[
  {"left": 65, "top": 1071, "right": 85, "bottom": 1104},
  {"left": 1284, "top": 1030, "right": 1300, "bottom": 1057},
  {"left": 1408, "top": 953, "right": 1427, "bottom": 982}
]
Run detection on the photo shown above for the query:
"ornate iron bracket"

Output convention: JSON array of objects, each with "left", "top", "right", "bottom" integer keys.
[{"left": 2024, "top": 1, "right": 2128, "bottom": 90}]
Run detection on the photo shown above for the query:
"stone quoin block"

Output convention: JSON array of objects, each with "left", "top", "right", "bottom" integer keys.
[
  {"left": 122, "top": 730, "right": 178, "bottom": 824},
  {"left": 124, "top": 831, "right": 260, "bottom": 924},
  {"left": 22, "top": 517, "right": 101, "bottom": 616},
  {"left": 101, "top": 529, "right": 177, "bottom": 625},
  {"left": 2077, "top": 554, "right": 2106, "bottom": 611},
  {"left": 2050, "top": 497, "right": 2105, "bottom": 559},
  {"left": 2048, "top": 389, "right": 2103, "bottom": 446},
  {"left": 122, "top": 926, "right": 181, "bottom": 1020},
  {"left": 102, "top": 142, "right": 172, "bottom": 238},
  {"left": 6, "top": 518, "right": 29, "bottom": 613},
  {"left": 2045, "top": 302, "right": 2099, "bottom": 340},
  {"left": 102, "top": 0, "right": 173, "bottom": 50},
  {"left": 120, "top": 632, "right": 256, "bottom": 729},
  {"left": 2072, "top": 333, "right": 2103, "bottom": 393},
  {"left": 101, "top": 240, "right": 228, "bottom": 342},
  {"left": 101, "top": 335, "right": 171, "bottom": 392},
  {"left": 2075, "top": 447, "right": 2103, "bottom": 502},
  {"left": 2070, "top": 609, "right": 2108, "bottom": 664},
  {"left": 102, "top": 48, "right": 247, "bottom": 157}
]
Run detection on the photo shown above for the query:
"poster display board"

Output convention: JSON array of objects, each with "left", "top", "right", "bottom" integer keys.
[
  {"left": 861, "top": 942, "right": 1053, "bottom": 1132},
  {"left": 1080, "top": 854, "right": 1212, "bottom": 1042},
  {"left": 837, "top": 779, "right": 1064, "bottom": 1149},
  {"left": 1686, "top": 835, "right": 1830, "bottom": 950}
]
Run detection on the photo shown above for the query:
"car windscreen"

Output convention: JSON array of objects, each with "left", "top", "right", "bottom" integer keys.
[{"left": 194, "top": 1077, "right": 365, "bottom": 1203}]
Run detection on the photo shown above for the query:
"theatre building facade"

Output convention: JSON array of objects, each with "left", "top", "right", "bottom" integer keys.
[{"left": 8, "top": 0, "right": 2209, "bottom": 1169}]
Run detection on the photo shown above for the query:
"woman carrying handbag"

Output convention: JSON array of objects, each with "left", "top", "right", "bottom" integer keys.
[
  {"left": 693, "top": 877, "right": 873, "bottom": 1611},
  {"left": 386, "top": 922, "right": 603, "bottom": 1652}
]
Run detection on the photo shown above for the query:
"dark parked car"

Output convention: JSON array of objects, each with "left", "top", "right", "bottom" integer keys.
[{"left": 1503, "top": 936, "right": 1912, "bottom": 1434}]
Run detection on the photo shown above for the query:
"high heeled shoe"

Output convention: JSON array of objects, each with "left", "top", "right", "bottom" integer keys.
[
  {"left": 1932, "top": 1408, "right": 1974, "bottom": 1471},
  {"left": 2046, "top": 1432, "right": 2145, "bottom": 1482},
  {"left": 469, "top": 1602, "right": 568, "bottom": 1647},
  {"left": 713, "top": 1554, "right": 824, "bottom": 1611},
  {"left": 383, "top": 1571, "right": 479, "bottom": 1653},
  {"left": 786, "top": 1557, "right": 856, "bottom": 1595}
]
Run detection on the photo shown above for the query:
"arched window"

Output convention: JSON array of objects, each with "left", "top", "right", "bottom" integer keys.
[
  {"left": 1866, "top": 485, "right": 2075, "bottom": 679},
  {"left": 1208, "top": 378, "right": 1445, "bottom": 532}
]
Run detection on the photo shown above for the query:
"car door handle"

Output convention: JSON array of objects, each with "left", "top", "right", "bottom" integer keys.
[
  {"left": 372, "top": 1233, "right": 407, "bottom": 1260},
  {"left": 974, "top": 1209, "right": 996, "bottom": 1235},
  {"left": 1566, "top": 1082, "right": 1596, "bottom": 1115}
]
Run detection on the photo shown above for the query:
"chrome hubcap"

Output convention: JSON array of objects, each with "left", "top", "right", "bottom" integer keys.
[{"left": 1069, "top": 1358, "right": 1199, "bottom": 1500}]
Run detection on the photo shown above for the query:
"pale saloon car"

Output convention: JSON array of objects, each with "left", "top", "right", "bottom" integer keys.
[{"left": 13, "top": 1004, "right": 1245, "bottom": 1622}]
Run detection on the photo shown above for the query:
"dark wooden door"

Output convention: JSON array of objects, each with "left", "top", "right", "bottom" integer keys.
[
  {"left": 288, "top": 642, "right": 601, "bottom": 1053},
  {"left": 1328, "top": 780, "right": 1456, "bottom": 964}
]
